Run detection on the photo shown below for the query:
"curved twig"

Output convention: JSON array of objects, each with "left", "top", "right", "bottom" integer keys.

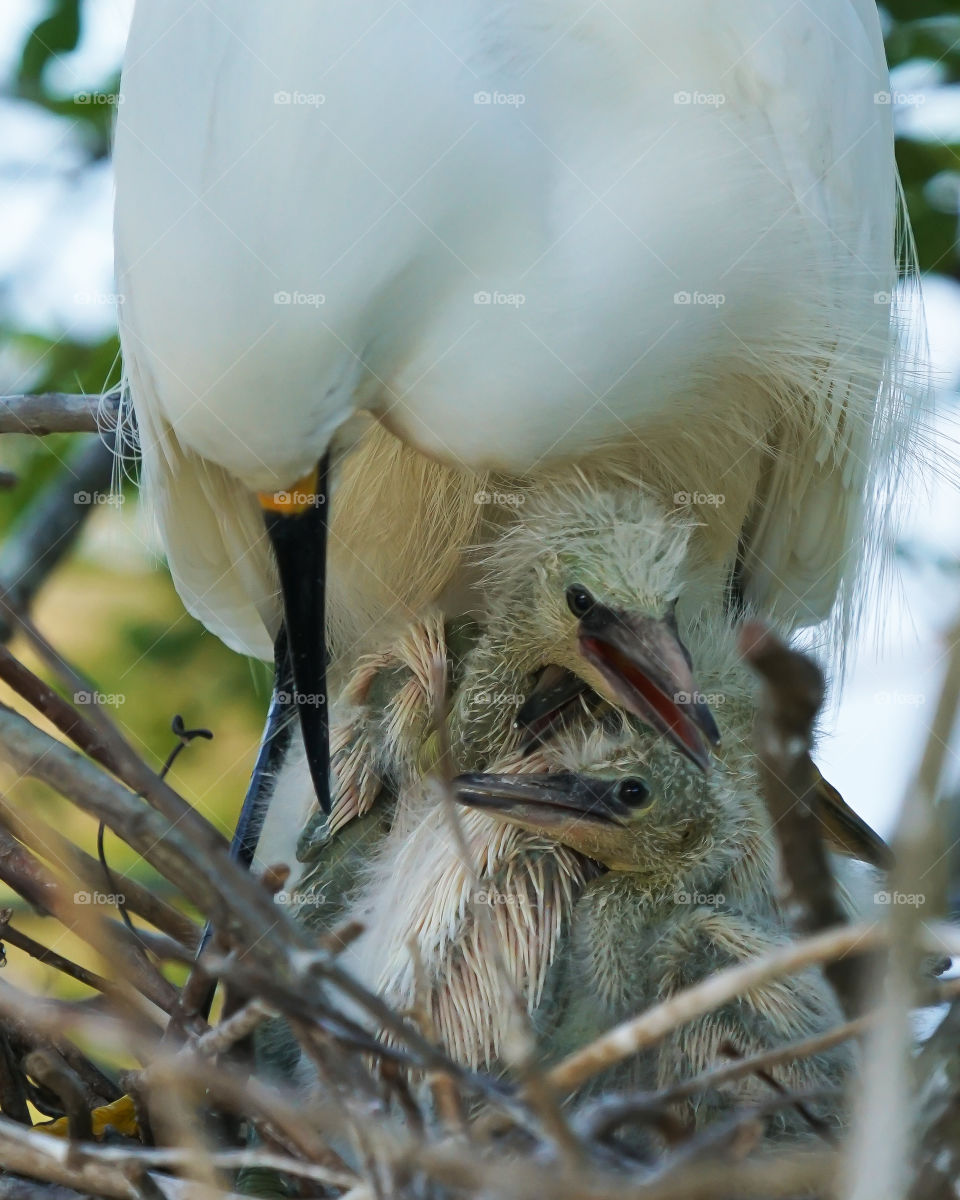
[{"left": 545, "top": 923, "right": 886, "bottom": 1097}]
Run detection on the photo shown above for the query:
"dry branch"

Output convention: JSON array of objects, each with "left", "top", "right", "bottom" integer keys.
[
  {"left": 0, "top": 824, "right": 59, "bottom": 915},
  {"left": 0, "top": 643, "right": 125, "bottom": 775},
  {"left": 0, "top": 1115, "right": 146, "bottom": 1198},
  {"left": 845, "top": 615, "right": 960, "bottom": 1200},
  {"left": 0, "top": 393, "right": 120, "bottom": 436},
  {"left": 0, "top": 702, "right": 297, "bottom": 965},
  {"left": 909, "top": 998, "right": 960, "bottom": 1199},
  {"left": 0, "top": 984, "right": 120, "bottom": 1109},
  {"left": 24, "top": 1049, "right": 94, "bottom": 1142},
  {"left": 545, "top": 922, "right": 884, "bottom": 1096},
  {"left": 575, "top": 1012, "right": 874, "bottom": 1142},
  {"left": 0, "top": 977, "right": 151, "bottom": 1066},
  {"left": 0, "top": 435, "right": 117, "bottom": 640},
  {"left": 0, "top": 804, "right": 187, "bottom": 1021},
  {"left": 0, "top": 791, "right": 199, "bottom": 949},
  {"left": 740, "top": 622, "right": 870, "bottom": 1018},
  {"left": 7, "top": 810, "right": 199, "bottom": 950},
  {"left": 0, "top": 913, "right": 112, "bottom": 996}
]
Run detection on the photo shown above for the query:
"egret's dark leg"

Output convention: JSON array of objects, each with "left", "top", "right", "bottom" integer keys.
[
  {"left": 725, "top": 535, "right": 749, "bottom": 619},
  {"left": 231, "top": 629, "right": 296, "bottom": 867},
  {"left": 193, "top": 448, "right": 332, "bottom": 1018},
  {"left": 192, "top": 637, "right": 297, "bottom": 1019},
  {"left": 263, "top": 454, "right": 331, "bottom": 815}
]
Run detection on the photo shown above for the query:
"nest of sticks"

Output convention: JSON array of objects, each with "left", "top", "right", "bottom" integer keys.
[{"left": 0, "top": 392, "right": 958, "bottom": 1200}]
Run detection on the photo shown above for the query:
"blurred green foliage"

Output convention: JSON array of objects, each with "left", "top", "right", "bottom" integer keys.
[
  {"left": 5, "top": 0, "right": 123, "bottom": 440},
  {"left": 15, "top": 0, "right": 116, "bottom": 157},
  {"left": 884, "top": 5, "right": 960, "bottom": 274}
]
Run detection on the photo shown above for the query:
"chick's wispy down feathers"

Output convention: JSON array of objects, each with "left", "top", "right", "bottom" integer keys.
[{"left": 340, "top": 774, "right": 594, "bottom": 1070}]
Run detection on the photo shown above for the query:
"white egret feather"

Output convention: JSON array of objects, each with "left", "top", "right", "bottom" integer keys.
[{"left": 115, "top": 0, "right": 918, "bottom": 680}]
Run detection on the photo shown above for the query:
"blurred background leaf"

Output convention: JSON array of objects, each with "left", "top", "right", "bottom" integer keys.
[{"left": 17, "top": 0, "right": 81, "bottom": 93}]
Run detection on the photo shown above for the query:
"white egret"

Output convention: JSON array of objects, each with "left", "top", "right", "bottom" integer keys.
[{"left": 114, "top": 0, "right": 916, "bottom": 818}]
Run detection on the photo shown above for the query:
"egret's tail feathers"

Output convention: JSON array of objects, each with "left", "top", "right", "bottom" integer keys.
[
  {"left": 852, "top": 180, "right": 939, "bottom": 642},
  {"left": 127, "top": 355, "right": 278, "bottom": 660},
  {"left": 105, "top": 373, "right": 141, "bottom": 501},
  {"left": 128, "top": 351, "right": 488, "bottom": 666}
]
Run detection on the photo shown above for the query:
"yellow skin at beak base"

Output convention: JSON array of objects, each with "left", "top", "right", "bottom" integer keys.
[{"left": 257, "top": 465, "right": 321, "bottom": 515}]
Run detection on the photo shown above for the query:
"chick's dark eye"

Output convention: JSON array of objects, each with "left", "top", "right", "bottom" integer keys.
[
  {"left": 617, "top": 778, "right": 651, "bottom": 808},
  {"left": 566, "top": 585, "right": 595, "bottom": 617}
]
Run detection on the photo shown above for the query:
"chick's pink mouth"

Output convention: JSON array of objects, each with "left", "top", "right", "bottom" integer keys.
[{"left": 579, "top": 635, "right": 707, "bottom": 766}]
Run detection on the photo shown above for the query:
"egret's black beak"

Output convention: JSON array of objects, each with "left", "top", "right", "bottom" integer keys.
[
  {"left": 260, "top": 457, "right": 331, "bottom": 813},
  {"left": 454, "top": 771, "right": 648, "bottom": 830},
  {"left": 577, "top": 603, "right": 720, "bottom": 773}
]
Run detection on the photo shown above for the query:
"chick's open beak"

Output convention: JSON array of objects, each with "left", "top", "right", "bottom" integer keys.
[
  {"left": 577, "top": 604, "right": 720, "bottom": 772},
  {"left": 259, "top": 459, "right": 331, "bottom": 813}
]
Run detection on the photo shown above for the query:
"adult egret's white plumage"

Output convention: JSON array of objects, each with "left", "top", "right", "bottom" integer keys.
[{"left": 114, "top": 0, "right": 917, "bottom": 813}]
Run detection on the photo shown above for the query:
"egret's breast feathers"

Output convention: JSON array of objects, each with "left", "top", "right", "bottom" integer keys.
[{"left": 117, "top": 0, "right": 918, "bottom": 655}]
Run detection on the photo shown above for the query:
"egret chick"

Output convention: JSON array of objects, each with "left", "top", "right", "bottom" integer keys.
[
  {"left": 457, "top": 724, "right": 775, "bottom": 906},
  {"left": 336, "top": 759, "right": 594, "bottom": 1071},
  {"left": 316, "top": 477, "right": 718, "bottom": 816},
  {"left": 259, "top": 477, "right": 719, "bottom": 890},
  {"left": 455, "top": 731, "right": 854, "bottom": 1134},
  {"left": 258, "top": 484, "right": 882, "bottom": 1076}
]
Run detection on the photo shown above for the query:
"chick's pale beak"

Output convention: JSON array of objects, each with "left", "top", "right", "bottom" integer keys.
[
  {"left": 454, "top": 771, "right": 643, "bottom": 831},
  {"left": 259, "top": 460, "right": 331, "bottom": 813},
  {"left": 577, "top": 604, "right": 720, "bottom": 772}
]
